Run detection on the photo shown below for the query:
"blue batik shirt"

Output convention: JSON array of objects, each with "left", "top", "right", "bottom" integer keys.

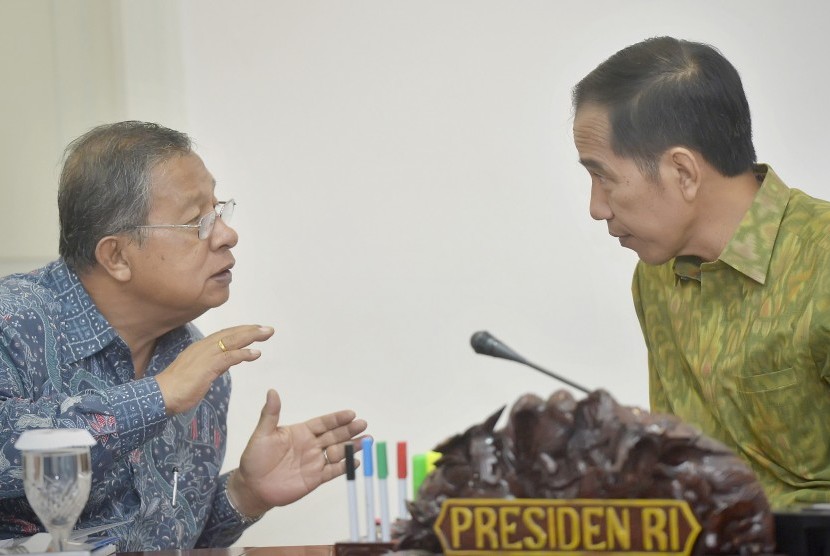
[{"left": 0, "top": 259, "right": 255, "bottom": 549}]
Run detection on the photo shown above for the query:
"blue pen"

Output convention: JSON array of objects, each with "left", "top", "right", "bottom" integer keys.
[{"left": 362, "top": 437, "right": 375, "bottom": 541}]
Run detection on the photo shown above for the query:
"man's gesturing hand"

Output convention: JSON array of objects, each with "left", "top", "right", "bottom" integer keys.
[
  {"left": 156, "top": 324, "right": 274, "bottom": 415},
  {"left": 227, "top": 389, "right": 369, "bottom": 518}
]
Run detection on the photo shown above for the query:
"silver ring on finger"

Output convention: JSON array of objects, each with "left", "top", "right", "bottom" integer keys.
[{"left": 323, "top": 448, "right": 331, "bottom": 465}]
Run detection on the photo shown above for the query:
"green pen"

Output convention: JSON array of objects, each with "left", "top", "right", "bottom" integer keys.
[
  {"left": 376, "top": 441, "right": 391, "bottom": 541},
  {"left": 412, "top": 453, "right": 427, "bottom": 499}
]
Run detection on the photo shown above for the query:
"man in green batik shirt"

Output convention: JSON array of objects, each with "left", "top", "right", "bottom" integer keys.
[{"left": 572, "top": 36, "right": 830, "bottom": 509}]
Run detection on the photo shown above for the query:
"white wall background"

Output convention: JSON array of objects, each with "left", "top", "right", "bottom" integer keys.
[
  {"left": 5, "top": 0, "right": 830, "bottom": 548},
  {"left": 0, "top": 0, "right": 185, "bottom": 274}
]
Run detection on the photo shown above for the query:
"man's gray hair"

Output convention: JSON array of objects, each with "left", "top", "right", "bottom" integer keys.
[{"left": 58, "top": 121, "right": 192, "bottom": 272}]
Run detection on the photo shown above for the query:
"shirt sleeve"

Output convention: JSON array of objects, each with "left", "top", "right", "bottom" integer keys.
[
  {"left": 195, "top": 470, "right": 262, "bottom": 547},
  {"left": 0, "top": 307, "right": 168, "bottom": 497}
]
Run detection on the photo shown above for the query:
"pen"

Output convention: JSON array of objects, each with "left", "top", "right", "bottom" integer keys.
[
  {"left": 376, "top": 441, "right": 391, "bottom": 541},
  {"left": 362, "top": 437, "right": 375, "bottom": 541},
  {"left": 397, "top": 441, "right": 408, "bottom": 519},
  {"left": 172, "top": 466, "right": 180, "bottom": 507},
  {"left": 412, "top": 453, "right": 427, "bottom": 499},
  {"left": 84, "top": 536, "right": 119, "bottom": 550},
  {"left": 345, "top": 444, "right": 359, "bottom": 541},
  {"left": 426, "top": 450, "right": 441, "bottom": 473}
]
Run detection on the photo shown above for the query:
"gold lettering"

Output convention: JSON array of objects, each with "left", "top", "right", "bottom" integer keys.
[
  {"left": 582, "top": 507, "right": 606, "bottom": 550},
  {"left": 547, "top": 507, "right": 557, "bottom": 548},
  {"left": 437, "top": 499, "right": 697, "bottom": 555},
  {"left": 449, "top": 507, "right": 473, "bottom": 548},
  {"left": 669, "top": 506, "right": 679, "bottom": 551},
  {"left": 522, "top": 507, "right": 546, "bottom": 550},
  {"left": 498, "top": 506, "right": 522, "bottom": 550},
  {"left": 607, "top": 507, "right": 631, "bottom": 550},
  {"left": 557, "top": 507, "right": 580, "bottom": 550},
  {"left": 473, "top": 507, "right": 498, "bottom": 549},
  {"left": 642, "top": 508, "right": 668, "bottom": 551}
]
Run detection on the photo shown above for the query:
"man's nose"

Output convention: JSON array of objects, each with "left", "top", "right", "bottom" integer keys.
[
  {"left": 211, "top": 215, "right": 239, "bottom": 248},
  {"left": 589, "top": 182, "right": 613, "bottom": 221}
]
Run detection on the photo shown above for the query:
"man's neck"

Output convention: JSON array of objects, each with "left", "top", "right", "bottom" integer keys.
[
  {"left": 683, "top": 169, "right": 761, "bottom": 262},
  {"left": 77, "top": 268, "right": 182, "bottom": 378}
]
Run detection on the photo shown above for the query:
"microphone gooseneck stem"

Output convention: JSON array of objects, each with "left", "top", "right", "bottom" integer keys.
[
  {"left": 471, "top": 330, "right": 592, "bottom": 394},
  {"left": 524, "top": 360, "right": 591, "bottom": 394}
]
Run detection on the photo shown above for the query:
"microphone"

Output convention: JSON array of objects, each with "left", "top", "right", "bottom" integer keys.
[{"left": 470, "top": 330, "right": 591, "bottom": 394}]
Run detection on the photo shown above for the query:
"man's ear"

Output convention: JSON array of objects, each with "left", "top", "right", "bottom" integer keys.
[
  {"left": 94, "top": 235, "right": 132, "bottom": 282},
  {"left": 664, "top": 147, "right": 701, "bottom": 202}
]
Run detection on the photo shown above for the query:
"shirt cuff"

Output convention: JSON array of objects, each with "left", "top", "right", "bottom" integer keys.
[{"left": 108, "top": 377, "right": 168, "bottom": 452}]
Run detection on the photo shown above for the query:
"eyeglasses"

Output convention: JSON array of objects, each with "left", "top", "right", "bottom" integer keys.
[{"left": 134, "top": 199, "right": 236, "bottom": 240}]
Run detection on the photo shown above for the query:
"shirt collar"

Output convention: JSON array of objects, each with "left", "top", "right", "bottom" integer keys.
[
  {"left": 672, "top": 164, "right": 790, "bottom": 285},
  {"left": 53, "top": 259, "right": 120, "bottom": 364},
  {"left": 673, "top": 255, "right": 704, "bottom": 282},
  {"left": 54, "top": 260, "right": 194, "bottom": 369}
]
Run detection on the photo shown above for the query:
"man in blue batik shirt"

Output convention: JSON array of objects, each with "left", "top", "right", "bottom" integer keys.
[{"left": 0, "top": 122, "right": 368, "bottom": 549}]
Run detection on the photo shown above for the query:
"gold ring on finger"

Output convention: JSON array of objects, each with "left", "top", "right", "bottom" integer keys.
[{"left": 218, "top": 339, "right": 228, "bottom": 353}]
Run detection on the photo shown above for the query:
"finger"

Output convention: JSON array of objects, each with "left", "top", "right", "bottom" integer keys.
[
  {"left": 322, "top": 435, "right": 371, "bottom": 463},
  {"left": 203, "top": 348, "right": 265, "bottom": 381},
  {"left": 320, "top": 461, "right": 346, "bottom": 483},
  {"left": 219, "top": 348, "right": 264, "bottom": 367},
  {"left": 314, "top": 419, "right": 368, "bottom": 452},
  {"left": 349, "top": 435, "right": 371, "bottom": 456},
  {"left": 320, "top": 451, "right": 363, "bottom": 484},
  {"left": 306, "top": 409, "right": 359, "bottom": 436},
  {"left": 252, "top": 389, "right": 282, "bottom": 436},
  {"left": 211, "top": 325, "right": 275, "bottom": 353}
]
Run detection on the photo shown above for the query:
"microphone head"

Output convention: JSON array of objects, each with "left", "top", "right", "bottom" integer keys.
[
  {"left": 470, "top": 330, "right": 527, "bottom": 364},
  {"left": 470, "top": 330, "right": 493, "bottom": 354}
]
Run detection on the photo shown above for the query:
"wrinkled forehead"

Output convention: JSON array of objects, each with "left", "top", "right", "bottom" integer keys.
[
  {"left": 151, "top": 152, "right": 214, "bottom": 182},
  {"left": 573, "top": 103, "right": 613, "bottom": 149},
  {"left": 573, "top": 104, "right": 618, "bottom": 175},
  {"left": 148, "top": 152, "right": 217, "bottom": 204}
]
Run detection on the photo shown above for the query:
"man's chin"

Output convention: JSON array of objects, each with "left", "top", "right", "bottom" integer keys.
[
  {"left": 208, "top": 291, "right": 231, "bottom": 309},
  {"left": 636, "top": 252, "right": 673, "bottom": 266},
  {"left": 628, "top": 243, "right": 672, "bottom": 266},
  {"left": 191, "top": 291, "right": 231, "bottom": 319},
  {"left": 619, "top": 237, "right": 658, "bottom": 264}
]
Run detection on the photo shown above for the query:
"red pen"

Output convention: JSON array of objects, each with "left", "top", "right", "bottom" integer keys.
[{"left": 397, "top": 441, "right": 408, "bottom": 519}]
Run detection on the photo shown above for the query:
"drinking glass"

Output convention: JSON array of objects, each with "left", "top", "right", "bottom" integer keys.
[{"left": 15, "top": 429, "right": 95, "bottom": 552}]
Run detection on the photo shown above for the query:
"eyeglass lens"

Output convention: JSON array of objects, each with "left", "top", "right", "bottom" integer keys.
[
  {"left": 198, "top": 200, "right": 235, "bottom": 240},
  {"left": 219, "top": 199, "right": 235, "bottom": 222}
]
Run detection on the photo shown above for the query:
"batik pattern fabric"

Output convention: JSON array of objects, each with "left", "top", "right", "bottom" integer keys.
[
  {"left": 0, "top": 259, "right": 252, "bottom": 549},
  {"left": 633, "top": 165, "right": 830, "bottom": 508}
]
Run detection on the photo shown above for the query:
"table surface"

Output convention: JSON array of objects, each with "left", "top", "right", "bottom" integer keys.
[{"left": 118, "top": 547, "right": 334, "bottom": 556}]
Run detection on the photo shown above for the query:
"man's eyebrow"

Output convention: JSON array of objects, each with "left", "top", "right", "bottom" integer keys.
[{"left": 578, "top": 158, "right": 607, "bottom": 173}]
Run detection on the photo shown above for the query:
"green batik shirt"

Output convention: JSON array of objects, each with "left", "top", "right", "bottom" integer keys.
[{"left": 633, "top": 165, "right": 830, "bottom": 508}]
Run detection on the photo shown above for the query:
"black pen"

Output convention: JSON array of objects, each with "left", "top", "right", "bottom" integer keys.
[{"left": 345, "top": 444, "right": 359, "bottom": 541}]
